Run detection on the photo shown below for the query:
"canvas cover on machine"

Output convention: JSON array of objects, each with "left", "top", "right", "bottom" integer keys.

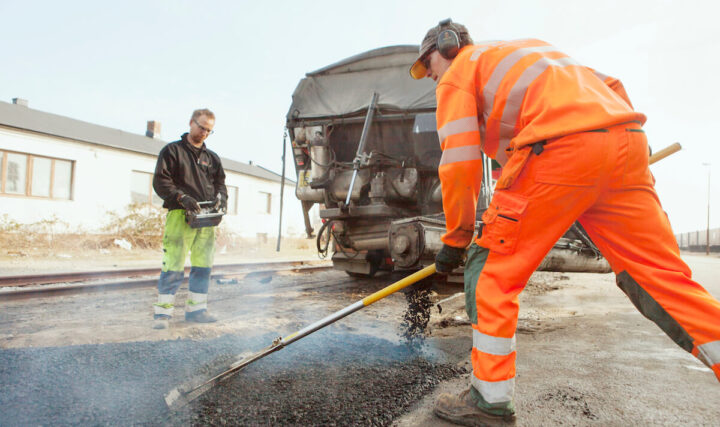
[{"left": 286, "top": 45, "right": 437, "bottom": 121}]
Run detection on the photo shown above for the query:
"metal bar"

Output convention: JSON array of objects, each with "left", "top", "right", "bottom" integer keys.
[
  {"left": 283, "top": 264, "right": 437, "bottom": 345},
  {"left": 287, "top": 110, "right": 433, "bottom": 128},
  {"left": 345, "top": 92, "right": 379, "bottom": 206},
  {"left": 282, "top": 301, "right": 365, "bottom": 346},
  {"left": 164, "top": 263, "right": 437, "bottom": 409},
  {"left": 276, "top": 129, "right": 288, "bottom": 252}
]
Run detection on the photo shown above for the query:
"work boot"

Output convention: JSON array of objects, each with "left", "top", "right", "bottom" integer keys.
[
  {"left": 153, "top": 315, "right": 170, "bottom": 330},
  {"left": 185, "top": 310, "right": 217, "bottom": 323},
  {"left": 434, "top": 387, "right": 516, "bottom": 426}
]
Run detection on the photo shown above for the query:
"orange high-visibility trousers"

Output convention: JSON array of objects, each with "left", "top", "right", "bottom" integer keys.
[{"left": 465, "top": 122, "right": 720, "bottom": 405}]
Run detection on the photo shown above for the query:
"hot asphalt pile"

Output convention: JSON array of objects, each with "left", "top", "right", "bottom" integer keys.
[{"left": 0, "top": 331, "right": 466, "bottom": 425}]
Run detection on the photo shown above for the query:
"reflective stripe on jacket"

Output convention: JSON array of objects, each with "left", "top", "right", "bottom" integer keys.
[{"left": 436, "top": 40, "right": 646, "bottom": 247}]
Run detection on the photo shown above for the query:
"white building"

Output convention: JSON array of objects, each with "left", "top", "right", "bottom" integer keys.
[{"left": 0, "top": 99, "right": 316, "bottom": 240}]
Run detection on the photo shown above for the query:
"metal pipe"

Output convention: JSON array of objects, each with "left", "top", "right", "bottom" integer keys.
[
  {"left": 164, "top": 263, "right": 437, "bottom": 409},
  {"left": 345, "top": 92, "right": 379, "bottom": 206},
  {"left": 282, "top": 301, "right": 365, "bottom": 346},
  {"left": 276, "top": 129, "right": 287, "bottom": 251},
  {"left": 288, "top": 111, "right": 433, "bottom": 128},
  {"left": 349, "top": 237, "right": 388, "bottom": 251},
  {"left": 703, "top": 162, "right": 711, "bottom": 255}
]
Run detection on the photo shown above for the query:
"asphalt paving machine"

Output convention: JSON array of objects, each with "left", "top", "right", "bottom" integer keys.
[{"left": 286, "top": 45, "right": 610, "bottom": 278}]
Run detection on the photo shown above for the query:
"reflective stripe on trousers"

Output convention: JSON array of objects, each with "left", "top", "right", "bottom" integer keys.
[
  {"left": 471, "top": 329, "right": 516, "bottom": 403},
  {"left": 471, "top": 376, "right": 515, "bottom": 405},
  {"left": 186, "top": 291, "right": 208, "bottom": 312},
  {"left": 464, "top": 122, "right": 720, "bottom": 406},
  {"left": 698, "top": 341, "right": 720, "bottom": 371},
  {"left": 156, "top": 210, "right": 216, "bottom": 314},
  {"left": 154, "top": 293, "right": 175, "bottom": 316}
]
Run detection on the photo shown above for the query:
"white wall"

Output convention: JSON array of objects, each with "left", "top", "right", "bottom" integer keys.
[
  {"left": 222, "top": 170, "right": 317, "bottom": 239},
  {"left": 0, "top": 127, "right": 156, "bottom": 229},
  {"left": 0, "top": 126, "right": 316, "bottom": 237}
]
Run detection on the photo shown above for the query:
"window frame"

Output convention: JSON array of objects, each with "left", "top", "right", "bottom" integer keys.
[
  {"left": 225, "top": 185, "right": 238, "bottom": 215},
  {"left": 130, "top": 170, "right": 162, "bottom": 206},
  {"left": 258, "top": 191, "right": 272, "bottom": 215},
  {"left": 0, "top": 150, "right": 74, "bottom": 200}
]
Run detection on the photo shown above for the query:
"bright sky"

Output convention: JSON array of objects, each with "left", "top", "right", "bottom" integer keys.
[{"left": 1, "top": 0, "right": 717, "bottom": 233}]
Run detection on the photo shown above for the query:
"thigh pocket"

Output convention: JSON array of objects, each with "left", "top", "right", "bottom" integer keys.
[{"left": 477, "top": 191, "right": 528, "bottom": 255}]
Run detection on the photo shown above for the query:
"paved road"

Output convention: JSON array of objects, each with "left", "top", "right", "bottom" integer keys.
[
  {"left": 1, "top": 256, "right": 718, "bottom": 425},
  {"left": 397, "top": 254, "right": 720, "bottom": 426},
  {"left": 0, "top": 268, "right": 465, "bottom": 425}
]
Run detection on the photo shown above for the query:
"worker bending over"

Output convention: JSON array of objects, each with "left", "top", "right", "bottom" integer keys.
[
  {"left": 151, "top": 108, "right": 227, "bottom": 329},
  {"left": 409, "top": 18, "right": 720, "bottom": 426}
]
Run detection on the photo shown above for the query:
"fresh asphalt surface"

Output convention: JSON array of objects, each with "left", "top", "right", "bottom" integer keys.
[
  {"left": 0, "top": 270, "right": 467, "bottom": 425},
  {"left": 0, "top": 332, "right": 466, "bottom": 425}
]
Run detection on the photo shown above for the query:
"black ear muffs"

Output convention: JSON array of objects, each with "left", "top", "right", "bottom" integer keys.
[
  {"left": 436, "top": 18, "right": 460, "bottom": 60},
  {"left": 437, "top": 28, "right": 460, "bottom": 59}
]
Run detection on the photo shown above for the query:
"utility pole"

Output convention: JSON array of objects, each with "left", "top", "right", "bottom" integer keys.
[{"left": 703, "top": 163, "right": 711, "bottom": 255}]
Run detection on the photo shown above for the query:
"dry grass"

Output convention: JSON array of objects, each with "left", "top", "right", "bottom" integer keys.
[{"left": 0, "top": 204, "right": 315, "bottom": 260}]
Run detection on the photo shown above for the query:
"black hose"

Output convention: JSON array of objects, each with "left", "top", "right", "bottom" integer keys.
[{"left": 316, "top": 220, "right": 333, "bottom": 258}]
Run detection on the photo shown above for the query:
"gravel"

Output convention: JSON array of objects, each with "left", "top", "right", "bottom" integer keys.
[{"left": 0, "top": 332, "right": 465, "bottom": 425}]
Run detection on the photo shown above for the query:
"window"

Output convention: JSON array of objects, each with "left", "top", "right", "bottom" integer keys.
[
  {"left": 258, "top": 191, "right": 271, "bottom": 214},
  {"left": 31, "top": 157, "right": 52, "bottom": 197},
  {"left": 5, "top": 153, "right": 27, "bottom": 194},
  {"left": 0, "top": 150, "right": 73, "bottom": 199},
  {"left": 226, "top": 185, "right": 238, "bottom": 215},
  {"left": 54, "top": 160, "right": 72, "bottom": 200},
  {"left": 131, "top": 171, "right": 162, "bottom": 206}
]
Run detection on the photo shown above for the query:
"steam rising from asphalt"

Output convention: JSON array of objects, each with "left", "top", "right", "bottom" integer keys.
[
  {"left": 0, "top": 332, "right": 465, "bottom": 425},
  {"left": 0, "top": 270, "right": 460, "bottom": 425}
]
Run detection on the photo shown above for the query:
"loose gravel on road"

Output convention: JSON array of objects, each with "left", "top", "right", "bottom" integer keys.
[{"left": 0, "top": 331, "right": 465, "bottom": 425}]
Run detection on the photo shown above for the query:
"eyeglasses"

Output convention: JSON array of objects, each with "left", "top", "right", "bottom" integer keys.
[
  {"left": 193, "top": 118, "right": 214, "bottom": 135},
  {"left": 421, "top": 49, "right": 435, "bottom": 71}
]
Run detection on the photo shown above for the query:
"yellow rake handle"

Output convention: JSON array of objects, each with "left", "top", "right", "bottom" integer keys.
[{"left": 362, "top": 264, "right": 437, "bottom": 306}]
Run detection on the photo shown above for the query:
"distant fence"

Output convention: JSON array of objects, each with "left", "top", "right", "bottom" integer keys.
[{"left": 676, "top": 227, "right": 720, "bottom": 252}]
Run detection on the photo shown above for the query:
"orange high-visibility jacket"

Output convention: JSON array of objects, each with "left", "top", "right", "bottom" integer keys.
[{"left": 436, "top": 39, "right": 647, "bottom": 248}]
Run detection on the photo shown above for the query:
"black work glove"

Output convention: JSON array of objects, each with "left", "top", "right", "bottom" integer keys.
[
  {"left": 214, "top": 193, "right": 227, "bottom": 213},
  {"left": 435, "top": 244, "right": 465, "bottom": 273},
  {"left": 179, "top": 194, "right": 201, "bottom": 213}
]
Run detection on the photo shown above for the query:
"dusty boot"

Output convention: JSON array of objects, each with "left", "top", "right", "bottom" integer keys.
[
  {"left": 434, "top": 387, "right": 516, "bottom": 426},
  {"left": 185, "top": 310, "right": 217, "bottom": 323},
  {"left": 153, "top": 315, "right": 170, "bottom": 330}
]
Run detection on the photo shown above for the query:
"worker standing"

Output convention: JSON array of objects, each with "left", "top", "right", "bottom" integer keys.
[
  {"left": 151, "top": 108, "right": 227, "bottom": 330},
  {"left": 409, "top": 19, "right": 720, "bottom": 426}
]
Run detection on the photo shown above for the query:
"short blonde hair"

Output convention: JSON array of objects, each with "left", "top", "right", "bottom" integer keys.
[{"left": 191, "top": 108, "right": 215, "bottom": 121}]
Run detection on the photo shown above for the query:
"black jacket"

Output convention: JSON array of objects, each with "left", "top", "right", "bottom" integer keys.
[{"left": 153, "top": 133, "right": 227, "bottom": 210}]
